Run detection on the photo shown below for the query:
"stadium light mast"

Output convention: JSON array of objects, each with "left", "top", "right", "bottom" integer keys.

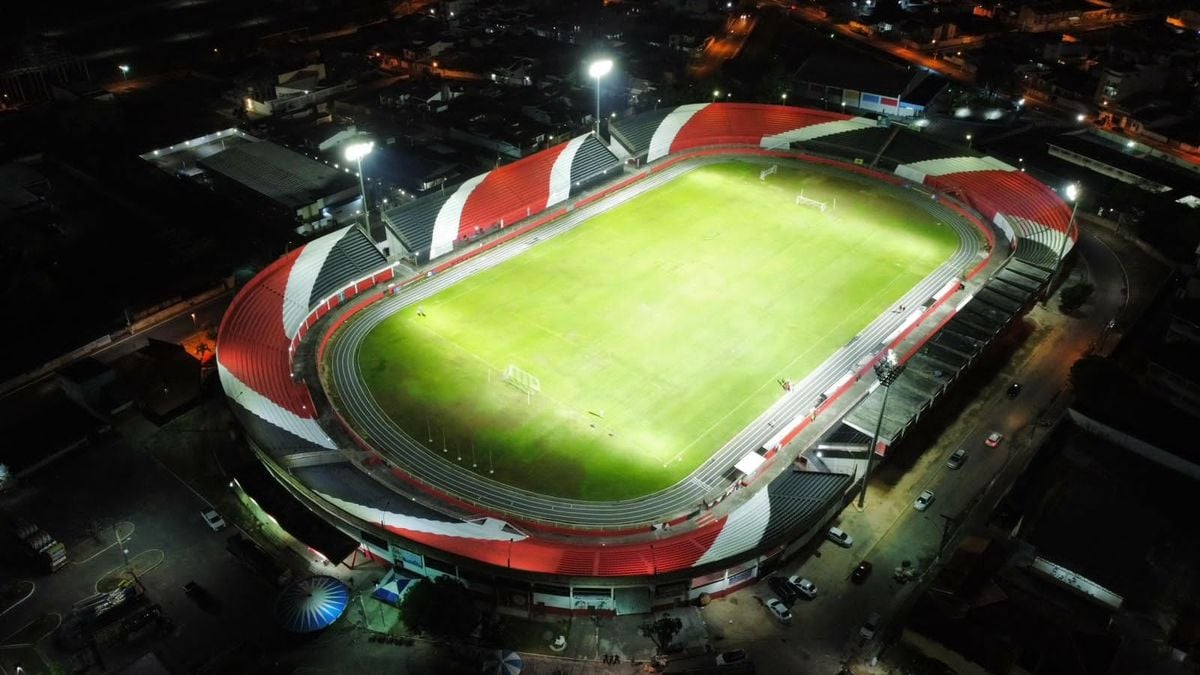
[
  {"left": 856, "top": 349, "right": 906, "bottom": 511},
  {"left": 345, "top": 141, "right": 374, "bottom": 234},
  {"left": 588, "top": 59, "right": 613, "bottom": 135},
  {"left": 119, "top": 64, "right": 130, "bottom": 80},
  {"left": 1046, "top": 182, "right": 1081, "bottom": 300}
]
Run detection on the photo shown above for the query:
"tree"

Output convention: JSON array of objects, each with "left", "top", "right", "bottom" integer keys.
[
  {"left": 1058, "top": 281, "right": 1095, "bottom": 314},
  {"left": 397, "top": 577, "right": 479, "bottom": 638},
  {"left": 639, "top": 614, "right": 684, "bottom": 654}
]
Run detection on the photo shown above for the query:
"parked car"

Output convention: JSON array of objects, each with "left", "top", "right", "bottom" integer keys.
[
  {"left": 201, "top": 508, "right": 226, "bottom": 532},
  {"left": 826, "top": 526, "right": 853, "bottom": 548},
  {"left": 768, "top": 576, "right": 798, "bottom": 604},
  {"left": 851, "top": 561, "right": 873, "bottom": 584},
  {"left": 788, "top": 576, "right": 818, "bottom": 600},
  {"left": 715, "top": 649, "right": 748, "bottom": 666},
  {"left": 985, "top": 431, "right": 1004, "bottom": 448},
  {"left": 946, "top": 448, "right": 968, "bottom": 470},
  {"left": 765, "top": 598, "right": 793, "bottom": 624},
  {"left": 1007, "top": 382, "right": 1022, "bottom": 398},
  {"left": 914, "top": 490, "right": 935, "bottom": 511},
  {"left": 859, "top": 612, "right": 881, "bottom": 641}
]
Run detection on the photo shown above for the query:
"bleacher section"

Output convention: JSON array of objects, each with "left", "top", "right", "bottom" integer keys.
[
  {"left": 645, "top": 103, "right": 861, "bottom": 162},
  {"left": 568, "top": 135, "right": 623, "bottom": 197},
  {"left": 309, "top": 228, "right": 387, "bottom": 306},
  {"left": 379, "top": 133, "right": 619, "bottom": 262},
  {"left": 610, "top": 108, "right": 674, "bottom": 156},
  {"left": 383, "top": 193, "right": 452, "bottom": 255}
]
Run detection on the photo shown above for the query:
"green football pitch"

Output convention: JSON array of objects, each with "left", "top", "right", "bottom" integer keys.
[{"left": 353, "top": 162, "right": 958, "bottom": 501}]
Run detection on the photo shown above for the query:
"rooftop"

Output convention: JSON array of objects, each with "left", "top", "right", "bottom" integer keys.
[{"left": 198, "top": 140, "right": 358, "bottom": 210}]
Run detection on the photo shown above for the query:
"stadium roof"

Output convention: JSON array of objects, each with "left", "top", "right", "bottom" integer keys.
[{"left": 199, "top": 140, "right": 358, "bottom": 211}]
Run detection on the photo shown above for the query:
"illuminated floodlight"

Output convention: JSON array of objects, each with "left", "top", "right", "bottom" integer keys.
[
  {"left": 587, "top": 59, "right": 613, "bottom": 79},
  {"left": 1076, "top": 113, "right": 1086, "bottom": 122},
  {"left": 588, "top": 59, "right": 613, "bottom": 134},
  {"left": 1065, "top": 183, "right": 1079, "bottom": 202},
  {"left": 344, "top": 142, "right": 374, "bottom": 162}
]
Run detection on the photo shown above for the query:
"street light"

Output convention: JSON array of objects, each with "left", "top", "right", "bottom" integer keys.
[
  {"left": 780, "top": 93, "right": 788, "bottom": 104},
  {"left": 345, "top": 141, "right": 374, "bottom": 233},
  {"left": 588, "top": 58, "right": 612, "bottom": 135},
  {"left": 965, "top": 133, "right": 973, "bottom": 148},
  {"left": 118, "top": 64, "right": 130, "bottom": 80},
  {"left": 856, "top": 349, "right": 906, "bottom": 510},
  {"left": 713, "top": 89, "right": 720, "bottom": 101}
]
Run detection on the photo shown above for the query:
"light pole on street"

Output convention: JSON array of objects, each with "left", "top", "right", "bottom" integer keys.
[
  {"left": 965, "top": 133, "right": 973, "bottom": 148},
  {"left": 588, "top": 58, "right": 613, "bottom": 136},
  {"left": 118, "top": 64, "right": 130, "bottom": 80},
  {"left": 856, "top": 349, "right": 906, "bottom": 510},
  {"left": 345, "top": 141, "right": 374, "bottom": 235}
]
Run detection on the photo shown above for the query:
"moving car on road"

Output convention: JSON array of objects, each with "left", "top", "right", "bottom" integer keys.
[
  {"left": 859, "top": 612, "right": 881, "bottom": 641},
  {"left": 765, "top": 598, "right": 793, "bottom": 624},
  {"left": 985, "top": 431, "right": 1004, "bottom": 448},
  {"left": 851, "top": 561, "right": 873, "bottom": 584},
  {"left": 788, "top": 576, "right": 818, "bottom": 600},
  {"left": 947, "top": 448, "right": 968, "bottom": 469},
  {"left": 914, "top": 490, "right": 935, "bottom": 511},
  {"left": 1007, "top": 382, "right": 1022, "bottom": 398},
  {"left": 826, "top": 526, "right": 853, "bottom": 548}
]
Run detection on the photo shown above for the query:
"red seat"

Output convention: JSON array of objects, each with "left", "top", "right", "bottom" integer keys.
[
  {"left": 670, "top": 103, "right": 851, "bottom": 155},
  {"left": 457, "top": 143, "right": 571, "bottom": 239}
]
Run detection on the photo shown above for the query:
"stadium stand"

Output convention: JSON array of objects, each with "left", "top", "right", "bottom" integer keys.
[
  {"left": 610, "top": 108, "right": 674, "bottom": 156},
  {"left": 220, "top": 102, "right": 1076, "bottom": 590}
]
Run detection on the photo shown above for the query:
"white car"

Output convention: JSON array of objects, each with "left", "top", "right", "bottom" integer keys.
[
  {"left": 947, "top": 448, "right": 968, "bottom": 469},
  {"left": 788, "top": 575, "right": 818, "bottom": 600},
  {"left": 859, "top": 612, "right": 881, "bottom": 640},
  {"left": 826, "top": 526, "right": 853, "bottom": 548},
  {"left": 914, "top": 490, "right": 935, "bottom": 512},
  {"left": 765, "top": 598, "right": 793, "bottom": 624},
  {"left": 715, "top": 649, "right": 747, "bottom": 666},
  {"left": 201, "top": 508, "right": 227, "bottom": 532}
]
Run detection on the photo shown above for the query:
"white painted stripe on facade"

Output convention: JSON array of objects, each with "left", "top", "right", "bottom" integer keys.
[
  {"left": 429, "top": 173, "right": 490, "bottom": 259},
  {"left": 282, "top": 227, "right": 347, "bottom": 339},
  {"left": 320, "top": 493, "right": 528, "bottom": 541},
  {"left": 693, "top": 487, "right": 772, "bottom": 566},
  {"left": 759, "top": 117, "right": 876, "bottom": 148},
  {"left": 547, "top": 135, "right": 589, "bottom": 208},
  {"left": 894, "top": 163, "right": 928, "bottom": 184},
  {"left": 217, "top": 363, "right": 336, "bottom": 449},
  {"left": 647, "top": 103, "right": 709, "bottom": 163}
]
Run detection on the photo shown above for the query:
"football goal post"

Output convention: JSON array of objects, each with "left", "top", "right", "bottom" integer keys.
[
  {"left": 759, "top": 164, "right": 778, "bottom": 181},
  {"left": 795, "top": 189, "right": 832, "bottom": 213},
  {"left": 502, "top": 364, "right": 540, "bottom": 403}
]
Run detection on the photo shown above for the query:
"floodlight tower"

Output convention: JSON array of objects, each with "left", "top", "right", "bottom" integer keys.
[
  {"left": 1046, "top": 182, "right": 1081, "bottom": 299},
  {"left": 119, "top": 64, "right": 130, "bottom": 80},
  {"left": 588, "top": 59, "right": 613, "bottom": 135},
  {"left": 345, "top": 141, "right": 374, "bottom": 233},
  {"left": 856, "top": 349, "right": 906, "bottom": 510}
]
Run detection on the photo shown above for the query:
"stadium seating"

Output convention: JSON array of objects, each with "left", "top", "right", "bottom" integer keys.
[
  {"left": 307, "top": 228, "right": 387, "bottom": 305},
  {"left": 218, "top": 252, "right": 317, "bottom": 421},
  {"left": 458, "top": 144, "right": 569, "bottom": 237},
  {"left": 382, "top": 193, "right": 453, "bottom": 253},
  {"left": 611, "top": 108, "right": 674, "bottom": 156},
  {"left": 669, "top": 103, "right": 850, "bottom": 154},
  {"left": 568, "top": 136, "right": 623, "bottom": 197}
]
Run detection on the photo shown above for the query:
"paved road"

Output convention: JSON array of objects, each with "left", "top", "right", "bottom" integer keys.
[
  {"left": 699, "top": 230, "right": 1127, "bottom": 673},
  {"left": 321, "top": 157, "right": 984, "bottom": 528}
]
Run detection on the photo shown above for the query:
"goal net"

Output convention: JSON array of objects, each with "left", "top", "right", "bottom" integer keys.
[
  {"left": 795, "top": 189, "right": 831, "bottom": 213},
  {"left": 759, "top": 164, "right": 778, "bottom": 181},
  {"left": 502, "top": 364, "right": 541, "bottom": 397}
]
